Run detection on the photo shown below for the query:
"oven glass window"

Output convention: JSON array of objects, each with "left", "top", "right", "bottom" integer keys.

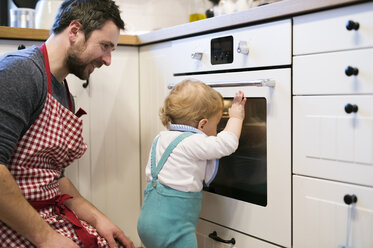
[{"left": 204, "top": 97, "right": 267, "bottom": 206}]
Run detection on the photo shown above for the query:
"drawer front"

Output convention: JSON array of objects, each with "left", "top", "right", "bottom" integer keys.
[
  {"left": 293, "top": 95, "right": 373, "bottom": 187},
  {"left": 293, "top": 175, "right": 373, "bottom": 248},
  {"left": 171, "top": 19, "right": 291, "bottom": 74},
  {"left": 293, "top": 48, "right": 373, "bottom": 95},
  {"left": 293, "top": 2, "right": 373, "bottom": 55},
  {"left": 196, "top": 219, "right": 283, "bottom": 248}
]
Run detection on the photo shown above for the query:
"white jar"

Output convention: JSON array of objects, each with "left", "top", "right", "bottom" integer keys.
[
  {"left": 35, "top": 0, "right": 63, "bottom": 29},
  {"left": 10, "top": 8, "right": 35, "bottom": 28}
]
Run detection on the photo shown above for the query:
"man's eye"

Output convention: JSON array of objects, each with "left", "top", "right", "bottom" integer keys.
[{"left": 102, "top": 44, "right": 109, "bottom": 50}]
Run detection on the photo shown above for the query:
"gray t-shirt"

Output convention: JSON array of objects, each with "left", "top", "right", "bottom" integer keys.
[{"left": 0, "top": 45, "right": 74, "bottom": 174}]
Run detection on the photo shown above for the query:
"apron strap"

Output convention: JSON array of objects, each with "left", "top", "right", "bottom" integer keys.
[
  {"left": 39, "top": 43, "right": 53, "bottom": 95},
  {"left": 29, "top": 194, "right": 98, "bottom": 248},
  {"left": 151, "top": 132, "right": 194, "bottom": 179},
  {"left": 39, "top": 43, "right": 74, "bottom": 112}
]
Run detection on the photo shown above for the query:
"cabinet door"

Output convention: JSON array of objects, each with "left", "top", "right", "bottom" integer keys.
[
  {"left": 293, "top": 175, "right": 373, "bottom": 248},
  {"left": 68, "top": 45, "right": 141, "bottom": 246},
  {"left": 139, "top": 42, "right": 173, "bottom": 194},
  {"left": 293, "top": 95, "right": 373, "bottom": 187},
  {"left": 64, "top": 75, "right": 91, "bottom": 198}
]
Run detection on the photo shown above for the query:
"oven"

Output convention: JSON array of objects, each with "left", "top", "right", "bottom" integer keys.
[{"left": 169, "top": 19, "right": 292, "bottom": 247}]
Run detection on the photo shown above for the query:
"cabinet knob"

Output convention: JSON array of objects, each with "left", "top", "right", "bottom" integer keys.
[
  {"left": 344, "top": 194, "right": 358, "bottom": 205},
  {"left": 18, "top": 44, "right": 26, "bottom": 50},
  {"left": 345, "top": 66, "right": 359, "bottom": 77},
  {"left": 344, "top": 103, "right": 358, "bottom": 114},
  {"left": 346, "top": 20, "right": 360, "bottom": 31}
]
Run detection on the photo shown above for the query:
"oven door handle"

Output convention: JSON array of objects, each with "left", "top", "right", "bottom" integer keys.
[{"left": 168, "top": 79, "right": 275, "bottom": 89}]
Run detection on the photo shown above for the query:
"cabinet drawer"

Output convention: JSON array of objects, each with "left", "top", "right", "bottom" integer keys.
[
  {"left": 196, "top": 219, "right": 282, "bottom": 248},
  {"left": 293, "top": 2, "right": 373, "bottom": 55},
  {"left": 293, "top": 95, "right": 373, "bottom": 187},
  {"left": 293, "top": 48, "right": 373, "bottom": 95},
  {"left": 293, "top": 175, "right": 373, "bottom": 248},
  {"left": 171, "top": 19, "right": 291, "bottom": 74}
]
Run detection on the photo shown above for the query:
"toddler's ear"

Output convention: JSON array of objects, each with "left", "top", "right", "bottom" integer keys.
[{"left": 197, "top": 119, "right": 208, "bottom": 131}]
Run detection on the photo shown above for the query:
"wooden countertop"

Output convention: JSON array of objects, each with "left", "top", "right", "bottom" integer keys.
[
  {"left": 0, "top": 0, "right": 370, "bottom": 46},
  {"left": 0, "top": 26, "right": 140, "bottom": 46}
]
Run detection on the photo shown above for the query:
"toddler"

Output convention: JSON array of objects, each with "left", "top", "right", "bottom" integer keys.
[{"left": 137, "top": 79, "right": 246, "bottom": 248}]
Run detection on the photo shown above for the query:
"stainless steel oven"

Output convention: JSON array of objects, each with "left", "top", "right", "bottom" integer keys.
[{"left": 170, "top": 19, "right": 292, "bottom": 247}]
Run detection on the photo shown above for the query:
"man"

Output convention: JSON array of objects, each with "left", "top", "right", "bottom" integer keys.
[{"left": 0, "top": 0, "right": 134, "bottom": 247}]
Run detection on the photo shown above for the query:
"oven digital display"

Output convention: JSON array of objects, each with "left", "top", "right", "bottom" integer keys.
[
  {"left": 211, "top": 36, "right": 233, "bottom": 65},
  {"left": 204, "top": 97, "right": 267, "bottom": 206}
]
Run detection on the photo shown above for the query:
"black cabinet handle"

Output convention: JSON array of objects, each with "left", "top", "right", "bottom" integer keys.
[
  {"left": 18, "top": 44, "right": 26, "bottom": 50},
  {"left": 208, "top": 231, "right": 236, "bottom": 245},
  {"left": 346, "top": 20, "right": 360, "bottom": 31},
  {"left": 344, "top": 194, "right": 358, "bottom": 205},
  {"left": 345, "top": 66, "right": 359, "bottom": 77},
  {"left": 344, "top": 103, "right": 358, "bottom": 114}
]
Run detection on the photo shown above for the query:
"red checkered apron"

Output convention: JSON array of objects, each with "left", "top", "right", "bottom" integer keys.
[{"left": 0, "top": 44, "right": 109, "bottom": 248}]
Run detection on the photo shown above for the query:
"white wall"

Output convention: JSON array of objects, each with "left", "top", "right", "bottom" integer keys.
[{"left": 116, "top": 0, "right": 212, "bottom": 34}]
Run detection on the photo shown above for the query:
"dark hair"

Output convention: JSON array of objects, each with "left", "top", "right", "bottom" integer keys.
[{"left": 51, "top": 0, "right": 125, "bottom": 39}]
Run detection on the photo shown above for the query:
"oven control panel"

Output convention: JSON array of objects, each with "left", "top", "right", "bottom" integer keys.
[{"left": 211, "top": 36, "right": 233, "bottom": 65}]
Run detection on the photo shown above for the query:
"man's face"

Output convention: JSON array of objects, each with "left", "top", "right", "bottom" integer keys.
[{"left": 66, "top": 20, "right": 120, "bottom": 80}]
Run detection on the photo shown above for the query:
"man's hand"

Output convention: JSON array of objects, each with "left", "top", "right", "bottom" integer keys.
[{"left": 95, "top": 217, "right": 135, "bottom": 248}]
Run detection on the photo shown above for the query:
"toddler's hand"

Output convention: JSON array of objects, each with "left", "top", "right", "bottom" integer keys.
[{"left": 229, "top": 91, "right": 246, "bottom": 120}]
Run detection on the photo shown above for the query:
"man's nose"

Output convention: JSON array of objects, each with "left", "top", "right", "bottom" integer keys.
[{"left": 102, "top": 52, "right": 111, "bottom": 66}]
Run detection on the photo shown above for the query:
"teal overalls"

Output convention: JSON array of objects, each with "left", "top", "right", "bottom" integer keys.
[{"left": 137, "top": 132, "right": 203, "bottom": 248}]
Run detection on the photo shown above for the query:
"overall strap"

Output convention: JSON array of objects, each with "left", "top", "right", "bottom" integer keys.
[{"left": 151, "top": 132, "right": 194, "bottom": 179}]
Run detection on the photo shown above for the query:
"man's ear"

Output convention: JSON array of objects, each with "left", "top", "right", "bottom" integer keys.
[
  {"left": 68, "top": 21, "right": 83, "bottom": 44},
  {"left": 197, "top": 119, "right": 208, "bottom": 131}
]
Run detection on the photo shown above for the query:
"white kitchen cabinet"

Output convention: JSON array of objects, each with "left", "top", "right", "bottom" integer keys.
[
  {"left": 293, "top": 2, "right": 373, "bottom": 247},
  {"left": 139, "top": 41, "right": 173, "bottom": 194},
  {"left": 293, "top": 175, "right": 373, "bottom": 248},
  {"left": 293, "top": 48, "right": 373, "bottom": 95},
  {"left": 293, "top": 1, "right": 373, "bottom": 55},
  {"left": 293, "top": 95, "right": 373, "bottom": 187},
  {"left": 69, "top": 45, "right": 141, "bottom": 246}
]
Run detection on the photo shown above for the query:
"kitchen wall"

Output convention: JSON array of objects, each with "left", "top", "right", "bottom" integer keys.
[
  {"left": 7, "top": 0, "right": 210, "bottom": 34},
  {"left": 116, "top": 0, "right": 211, "bottom": 35}
]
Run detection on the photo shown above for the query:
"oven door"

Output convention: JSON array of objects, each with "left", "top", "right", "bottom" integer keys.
[{"left": 172, "top": 68, "right": 291, "bottom": 247}]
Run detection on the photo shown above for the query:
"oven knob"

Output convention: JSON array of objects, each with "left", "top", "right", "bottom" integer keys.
[
  {"left": 237, "top": 41, "right": 249, "bottom": 55},
  {"left": 191, "top": 52, "right": 203, "bottom": 60}
]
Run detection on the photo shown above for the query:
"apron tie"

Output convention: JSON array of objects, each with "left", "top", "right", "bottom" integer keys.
[{"left": 29, "top": 194, "right": 98, "bottom": 248}]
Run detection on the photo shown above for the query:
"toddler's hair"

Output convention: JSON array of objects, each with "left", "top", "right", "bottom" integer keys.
[{"left": 160, "top": 79, "right": 224, "bottom": 127}]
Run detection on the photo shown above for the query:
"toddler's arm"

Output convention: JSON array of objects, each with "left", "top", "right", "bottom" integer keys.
[{"left": 223, "top": 91, "right": 246, "bottom": 139}]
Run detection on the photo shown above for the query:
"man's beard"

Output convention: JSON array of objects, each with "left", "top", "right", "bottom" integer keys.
[{"left": 66, "top": 49, "right": 90, "bottom": 80}]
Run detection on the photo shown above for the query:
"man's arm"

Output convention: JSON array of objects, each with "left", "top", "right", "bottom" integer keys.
[
  {"left": 58, "top": 177, "right": 135, "bottom": 248},
  {"left": 0, "top": 164, "right": 78, "bottom": 248}
]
